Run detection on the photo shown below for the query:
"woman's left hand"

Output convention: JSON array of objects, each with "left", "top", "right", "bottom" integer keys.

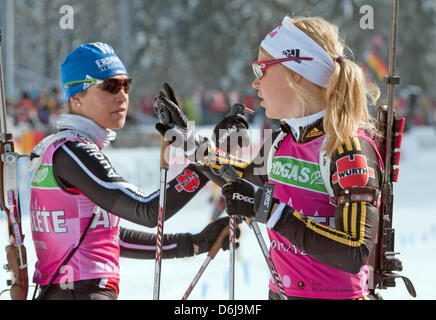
[
  {"left": 213, "top": 103, "right": 250, "bottom": 154},
  {"left": 192, "top": 217, "right": 241, "bottom": 254},
  {"left": 222, "top": 179, "right": 260, "bottom": 219}
]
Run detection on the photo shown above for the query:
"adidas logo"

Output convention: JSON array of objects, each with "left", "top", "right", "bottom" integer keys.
[
  {"left": 305, "top": 127, "right": 323, "bottom": 138},
  {"left": 282, "top": 49, "right": 302, "bottom": 64}
]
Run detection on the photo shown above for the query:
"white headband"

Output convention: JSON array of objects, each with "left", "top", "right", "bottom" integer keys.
[{"left": 260, "top": 18, "right": 335, "bottom": 88}]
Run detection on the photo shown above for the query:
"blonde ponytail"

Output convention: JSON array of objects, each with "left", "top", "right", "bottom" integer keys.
[
  {"left": 272, "top": 16, "right": 381, "bottom": 156},
  {"left": 324, "top": 56, "right": 380, "bottom": 155}
]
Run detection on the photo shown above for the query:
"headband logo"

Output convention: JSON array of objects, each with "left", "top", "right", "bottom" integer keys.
[{"left": 282, "top": 49, "right": 302, "bottom": 63}]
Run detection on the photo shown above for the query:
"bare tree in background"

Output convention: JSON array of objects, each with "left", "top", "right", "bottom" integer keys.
[{"left": 0, "top": 0, "right": 435, "bottom": 101}]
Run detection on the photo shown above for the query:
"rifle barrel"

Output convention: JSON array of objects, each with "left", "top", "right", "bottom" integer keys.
[{"left": 0, "top": 29, "right": 9, "bottom": 140}]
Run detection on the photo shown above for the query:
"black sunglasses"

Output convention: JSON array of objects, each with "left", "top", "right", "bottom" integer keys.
[{"left": 64, "top": 78, "right": 132, "bottom": 94}]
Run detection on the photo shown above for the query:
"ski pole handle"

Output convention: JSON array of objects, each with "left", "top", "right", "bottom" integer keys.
[
  {"left": 160, "top": 137, "right": 171, "bottom": 170},
  {"left": 216, "top": 165, "right": 287, "bottom": 300},
  {"left": 214, "top": 165, "right": 239, "bottom": 300},
  {"left": 229, "top": 103, "right": 254, "bottom": 116}
]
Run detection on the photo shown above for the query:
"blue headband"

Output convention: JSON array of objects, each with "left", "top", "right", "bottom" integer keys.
[{"left": 60, "top": 42, "right": 129, "bottom": 102}]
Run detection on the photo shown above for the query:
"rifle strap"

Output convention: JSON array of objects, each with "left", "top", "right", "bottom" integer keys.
[
  {"left": 330, "top": 186, "right": 380, "bottom": 207},
  {"left": 29, "top": 130, "right": 86, "bottom": 172}
]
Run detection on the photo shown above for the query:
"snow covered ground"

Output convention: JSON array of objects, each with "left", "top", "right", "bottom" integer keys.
[{"left": 1, "top": 126, "right": 435, "bottom": 300}]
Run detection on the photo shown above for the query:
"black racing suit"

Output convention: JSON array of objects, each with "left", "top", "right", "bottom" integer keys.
[
  {"left": 204, "top": 119, "right": 383, "bottom": 300},
  {"left": 39, "top": 140, "right": 210, "bottom": 300}
]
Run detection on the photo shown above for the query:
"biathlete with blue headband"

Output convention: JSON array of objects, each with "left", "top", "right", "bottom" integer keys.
[
  {"left": 28, "top": 42, "right": 245, "bottom": 300},
  {"left": 218, "top": 16, "right": 384, "bottom": 300}
]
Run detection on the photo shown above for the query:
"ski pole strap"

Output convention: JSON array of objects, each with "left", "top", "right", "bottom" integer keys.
[
  {"left": 254, "top": 183, "right": 276, "bottom": 224},
  {"left": 34, "top": 206, "right": 100, "bottom": 300}
]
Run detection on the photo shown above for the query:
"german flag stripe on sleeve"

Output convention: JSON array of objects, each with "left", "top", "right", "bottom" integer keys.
[
  {"left": 352, "top": 137, "right": 361, "bottom": 151},
  {"left": 345, "top": 137, "right": 353, "bottom": 152},
  {"left": 343, "top": 205, "right": 349, "bottom": 233},
  {"left": 337, "top": 136, "right": 362, "bottom": 155}
]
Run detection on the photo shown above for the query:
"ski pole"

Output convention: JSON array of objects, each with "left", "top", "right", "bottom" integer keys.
[
  {"left": 218, "top": 164, "right": 287, "bottom": 300},
  {"left": 229, "top": 214, "right": 236, "bottom": 300},
  {"left": 246, "top": 219, "right": 287, "bottom": 300},
  {"left": 153, "top": 125, "right": 172, "bottom": 300},
  {"left": 181, "top": 225, "right": 230, "bottom": 300},
  {"left": 223, "top": 103, "right": 252, "bottom": 300}
]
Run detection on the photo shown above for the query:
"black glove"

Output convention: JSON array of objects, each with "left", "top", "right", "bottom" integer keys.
[
  {"left": 223, "top": 180, "right": 280, "bottom": 223},
  {"left": 213, "top": 103, "right": 250, "bottom": 154},
  {"left": 191, "top": 217, "right": 241, "bottom": 255},
  {"left": 154, "top": 82, "right": 188, "bottom": 141},
  {"left": 154, "top": 83, "right": 215, "bottom": 164},
  {"left": 222, "top": 179, "right": 260, "bottom": 219}
]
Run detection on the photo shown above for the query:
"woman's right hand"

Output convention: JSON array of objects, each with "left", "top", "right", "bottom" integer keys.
[
  {"left": 154, "top": 82, "right": 188, "bottom": 134},
  {"left": 154, "top": 83, "right": 215, "bottom": 164}
]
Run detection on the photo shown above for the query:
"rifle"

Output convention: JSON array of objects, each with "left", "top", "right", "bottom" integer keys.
[
  {"left": 369, "top": 0, "right": 416, "bottom": 298},
  {"left": 0, "top": 29, "right": 29, "bottom": 300}
]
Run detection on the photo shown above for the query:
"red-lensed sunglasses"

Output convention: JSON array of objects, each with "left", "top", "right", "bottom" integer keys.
[
  {"left": 64, "top": 78, "right": 132, "bottom": 95},
  {"left": 97, "top": 78, "right": 132, "bottom": 94},
  {"left": 251, "top": 56, "right": 314, "bottom": 79}
]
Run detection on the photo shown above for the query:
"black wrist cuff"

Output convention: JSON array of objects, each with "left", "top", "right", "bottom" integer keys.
[
  {"left": 254, "top": 183, "right": 278, "bottom": 224},
  {"left": 271, "top": 205, "right": 295, "bottom": 231}
]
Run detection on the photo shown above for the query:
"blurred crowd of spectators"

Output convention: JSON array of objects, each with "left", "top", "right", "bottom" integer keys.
[
  {"left": 136, "top": 88, "right": 271, "bottom": 128},
  {"left": 5, "top": 85, "right": 436, "bottom": 139},
  {"left": 6, "top": 87, "right": 63, "bottom": 134},
  {"left": 395, "top": 86, "right": 436, "bottom": 131},
  {"left": 137, "top": 86, "right": 436, "bottom": 133}
]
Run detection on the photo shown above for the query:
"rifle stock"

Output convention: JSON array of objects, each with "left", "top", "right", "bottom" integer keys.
[{"left": 0, "top": 28, "right": 29, "bottom": 300}]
